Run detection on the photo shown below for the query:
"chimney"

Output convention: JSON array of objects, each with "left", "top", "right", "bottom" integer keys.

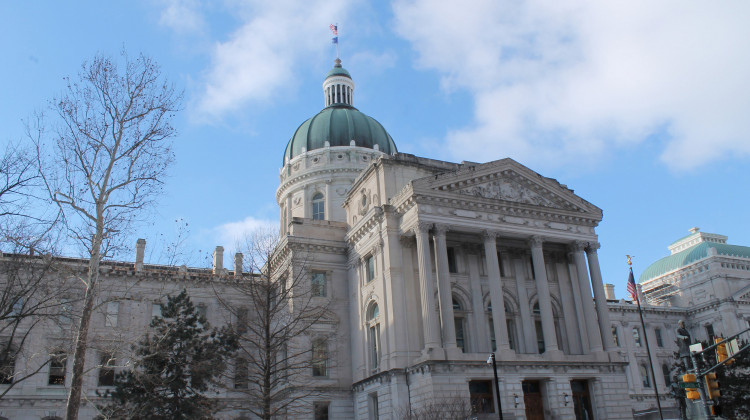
[
  {"left": 604, "top": 284, "right": 615, "bottom": 300},
  {"left": 234, "top": 253, "right": 243, "bottom": 277},
  {"left": 135, "top": 239, "right": 146, "bottom": 272},
  {"left": 212, "top": 246, "right": 224, "bottom": 275}
]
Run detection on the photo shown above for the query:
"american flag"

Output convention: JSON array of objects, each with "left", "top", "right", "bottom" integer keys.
[
  {"left": 627, "top": 268, "right": 638, "bottom": 302},
  {"left": 329, "top": 24, "right": 338, "bottom": 36}
]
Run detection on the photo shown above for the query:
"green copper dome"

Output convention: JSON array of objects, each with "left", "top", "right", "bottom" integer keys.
[
  {"left": 283, "top": 104, "right": 397, "bottom": 163},
  {"left": 639, "top": 242, "right": 750, "bottom": 282},
  {"left": 283, "top": 59, "right": 397, "bottom": 163}
]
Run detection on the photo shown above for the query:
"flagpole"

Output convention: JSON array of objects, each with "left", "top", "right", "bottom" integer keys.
[{"left": 628, "top": 259, "right": 664, "bottom": 420}]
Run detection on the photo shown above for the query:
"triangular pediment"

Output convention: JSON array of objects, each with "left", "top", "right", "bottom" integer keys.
[{"left": 411, "top": 158, "right": 601, "bottom": 216}]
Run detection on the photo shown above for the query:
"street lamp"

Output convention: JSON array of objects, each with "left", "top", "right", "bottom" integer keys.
[{"left": 487, "top": 353, "right": 504, "bottom": 420}]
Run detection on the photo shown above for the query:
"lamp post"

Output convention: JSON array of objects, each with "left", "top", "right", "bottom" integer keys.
[{"left": 488, "top": 353, "right": 504, "bottom": 420}]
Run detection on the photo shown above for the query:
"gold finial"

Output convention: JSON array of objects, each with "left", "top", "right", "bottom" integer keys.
[{"left": 626, "top": 255, "right": 634, "bottom": 266}]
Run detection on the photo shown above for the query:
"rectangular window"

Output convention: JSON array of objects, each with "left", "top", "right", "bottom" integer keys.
[
  {"left": 368, "top": 393, "right": 379, "bottom": 420},
  {"left": 314, "top": 401, "right": 330, "bottom": 420},
  {"left": 655, "top": 328, "right": 663, "bottom": 347},
  {"left": 152, "top": 303, "right": 162, "bottom": 319},
  {"left": 48, "top": 351, "right": 67, "bottom": 385},
  {"left": 236, "top": 307, "right": 248, "bottom": 334},
  {"left": 234, "top": 358, "right": 248, "bottom": 389},
  {"left": 366, "top": 256, "right": 375, "bottom": 282},
  {"left": 447, "top": 247, "right": 457, "bottom": 273},
  {"left": 105, "top": 301, "right": 119, "bottom": 327},
  {"left": 506, "top": 319, "right": 516, "bottom": 351},
  {"left": 454, "top": 317, "right": 465, "bottom": 352},
  {"left": 98, "top": 354, "right": 115, "bottom": 386},
  {"left": 662, "top": 364, "right": 671, "bottom": 388},
  {"left": 633, "top": 327, "right": 642, "bottom": 347},
  {"left": 612, "top": 326, "right": 620, "bottom": 347},
  {"left": 0, "top": 345, "right": 15, "bottom": 384},
  {"left": 535, "top": 320, "right": 545, "bottom": 353},
  {"left": 496, "top": 253, "right": 505, "bottom": 277},
  {"left": 312, "top": 339, "right": 328, "bottom": 377},
  {"left": 312, "top": 272, "right": 327, "bottom": 297},
  {"left": 640, "top": 364, "right": 651, "bottom": 387},
  {"left": 469, "top": 380, "right": 495, "bottom": 414},
  {"left": 59, "top": 298, "right": 73, "bottom": 325},
  {"left": 705, "top": 324, "right": 715, "bottom": 343},
  {"left": 488, "top": 318, "right": 496, "bottom": 352},
  {"left": 369, "top": 324, "right": 380, "bottom": 371}
]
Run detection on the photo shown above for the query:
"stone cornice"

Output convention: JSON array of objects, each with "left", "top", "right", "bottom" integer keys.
[
  {"left": 276, "top": 166, "right": 364, "bottom": 201},
  {"left": 345, "top": 206, "right": 385, "bottom": 245}
]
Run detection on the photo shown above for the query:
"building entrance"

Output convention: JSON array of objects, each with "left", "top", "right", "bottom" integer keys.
[
  {"left": 571, "top": 379, "right": 594, "bottom": 420},
  {"left": 522, "top": 380, "right": 544, "bottom": 420}
]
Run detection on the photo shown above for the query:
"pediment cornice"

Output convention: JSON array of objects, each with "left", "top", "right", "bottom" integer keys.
[{"left": 408, "top": 159, "right": 602, "bottom": 220}]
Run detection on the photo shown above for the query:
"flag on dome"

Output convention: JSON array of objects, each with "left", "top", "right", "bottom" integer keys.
[
  {"left": 329, "top": 24, "right": 338, "bottom": 35},
  {"left": 627, "top": 268, "right": 638, "bottom": 302},
  {"left": 332, "top": 37, "right": 338, "bottom": 44}
]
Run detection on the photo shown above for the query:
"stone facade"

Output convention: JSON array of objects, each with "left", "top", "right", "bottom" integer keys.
[{"left": 2, "top": 59, "right": 750, "bottom": 420}]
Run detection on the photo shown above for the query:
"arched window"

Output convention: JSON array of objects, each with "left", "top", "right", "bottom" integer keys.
[
  {"left": 533, "top": 303, "right": 545, "bottom": 354},
  {"left": 640, "top": 363, "right": 651, "bottom": 388},
  {"left": 312, "top": 338, "right": 328, "bottom": 377},
  {"left": 452, "top": 297, "right": 467, "bottom": 353},
  {"left": 367, "top": 304, "right": 381, "bottom": 372},
  {"left": 486, "top": 301, "right": 496, "bottom": 352},
  {"left": 312, "top": 193, "right": 325, "bottom": 220},
  {"left": 505, "top": 301, "right": 517, "bottom": 352}
]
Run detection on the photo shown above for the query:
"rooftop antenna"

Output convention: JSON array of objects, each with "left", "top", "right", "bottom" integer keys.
[{"left": 330, "top": 23, "right": 339, "bottom": 59}]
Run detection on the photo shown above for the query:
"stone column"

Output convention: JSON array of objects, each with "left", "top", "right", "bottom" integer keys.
[
  {"left": 483, "top": 230, "right": 510, "bottom": 352},
  {"left": 513, "top": 257, "right": 534, "bottom": 353},
  {"left": 414, "top": 222, "right": 441, "bottom": 353},
  {"left": 586, "top": 243, "right": 613, "bottom": 350},
  {"left": 467, "top": 246, "right": 491, "bottom": 352},
  {"left": 433, "top": 224, "right": 458, "bottom": 350},
  {"left": 567, "top": 254, "right": 590, "bottom": 352},
  {"left": 571, "top": 241, "right": 603, "bottom": 352},
  {"left": 529, "top": 236, "right": 559, "bottom": 354}
]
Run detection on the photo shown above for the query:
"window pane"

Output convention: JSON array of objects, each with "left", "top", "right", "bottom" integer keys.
[
  {"left": 633, "top": 328, "right": 641, "bottom": 347},
  {"left": 366, "top": 256, "right": 375, "bottom": 282},
  {"left": 235, "top": 358, "right": 248, "bottom": 389},
  {"left": 454, "top": 317, "right": 465, "bottom": 352},
  {"left": 105, "top": 301, "right": 119, "bottom": 327},
  {"left": 612, "top": 326, "right": 619, "bottom": 347},
  {"left": 655, "top": 328, "right": 663, "bottom": 347},
  {"left": 98, "top": 355, "right": 115, "bottom": 386},
  {"left": 640, "top": 364, "right": 650, "bottom": 387},
  {"left": 314, "top": 402, "right": 330, "bottom": 420},
  {"left": 312, "top": 339, "right": 328, "bottom": 377},
  {"left": 48, "top": 352, "right": 67, "bottom": 385},
  {"left": 312, "top": 193, "right": 325, "bottom": 220},
  {"left": 312, "top": 273, "right": 327, "bottom": 297}
]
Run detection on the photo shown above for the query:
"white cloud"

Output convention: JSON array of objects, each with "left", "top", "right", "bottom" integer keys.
[
  {"left": 158, "top": 0, "right": 205, "bottom": 34},
  {"left": 392, "top": 0, "right": 750, "bottom": 171},
  {"left": 193, "top": 0, "right": 355, "bottom": 119},
  {"left": 213, "top": 215, "right": 276, "bottom": 248}
]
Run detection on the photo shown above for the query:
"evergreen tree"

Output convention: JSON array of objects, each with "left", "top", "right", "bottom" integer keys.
[{"left": 99, "top": 290, "right": 237, "bottom": 419}]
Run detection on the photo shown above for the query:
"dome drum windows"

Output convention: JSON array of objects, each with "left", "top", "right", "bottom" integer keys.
[{"left": 312, "top": 192, "right": 325, "bottom": 220}]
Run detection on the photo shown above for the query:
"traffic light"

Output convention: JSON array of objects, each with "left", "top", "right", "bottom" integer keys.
[
  {"left": 715, "top": 337, "right": 735, "bottom": 366},
  {"left": 704, "top": 372, "right": 721, "bottom": 399},
  {"left": 683, "top": 374, "right": 700, "bottom": 400}
]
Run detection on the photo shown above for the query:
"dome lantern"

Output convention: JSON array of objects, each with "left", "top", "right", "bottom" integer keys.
[{"left": 323, "top": 58, "right": 354, "bottom": 107}]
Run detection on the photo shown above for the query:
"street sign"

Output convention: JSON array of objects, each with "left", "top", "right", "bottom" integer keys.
[
  {"left": 680, "top": 382, "right": 699, "bottom": 388},
  {"left": 690, "top": 343, "right": 703, "bottom": 353}
]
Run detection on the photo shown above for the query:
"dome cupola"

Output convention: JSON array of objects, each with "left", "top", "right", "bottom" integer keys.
[{"left": 283, "top": 59, "right": 397, "bottom": 164}]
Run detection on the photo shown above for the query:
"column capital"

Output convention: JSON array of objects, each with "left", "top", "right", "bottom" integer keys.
[
  {"left": 399, "top": 235, "right": 416, "bottom": 248},
  {"left": 570, "top": 240, "right": 587, "bottom": 252},
  {"left": 586, "top": 242, "right": 601, "bottom": 253},
  {"left": 529, "top": 235, "right": 544, "bottom": 249},
  {"left": 433, "top": 224, "right": 450, "bottom": 236},
  {"left": 482, "top": 229, "right": 500, "bottom": 242},
  {"left": 414, "top": 221, "right": 433, "bottom": 235}
]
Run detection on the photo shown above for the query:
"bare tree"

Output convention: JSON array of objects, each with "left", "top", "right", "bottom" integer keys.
[
  {"left": 31, "top": 51, "right": 181, "bottom": 420},
  {"left": 216, "top": 229, "right": 335, "bottom": 420},
  {"left": 396, "top": 396, "right": 474, "bottom": 420}
]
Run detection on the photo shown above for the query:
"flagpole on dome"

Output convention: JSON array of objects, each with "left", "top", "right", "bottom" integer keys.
[
  {"left": 330, "top": 23, "right": 339, "bottom": 59},
  {"left": 627, "top": 256, "right": 664, "bottom": 420}
]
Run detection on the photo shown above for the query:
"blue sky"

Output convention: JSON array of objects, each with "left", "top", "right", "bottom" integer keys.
[{"left": 2, "top": 1, "right": 749, "bottom": 298}]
